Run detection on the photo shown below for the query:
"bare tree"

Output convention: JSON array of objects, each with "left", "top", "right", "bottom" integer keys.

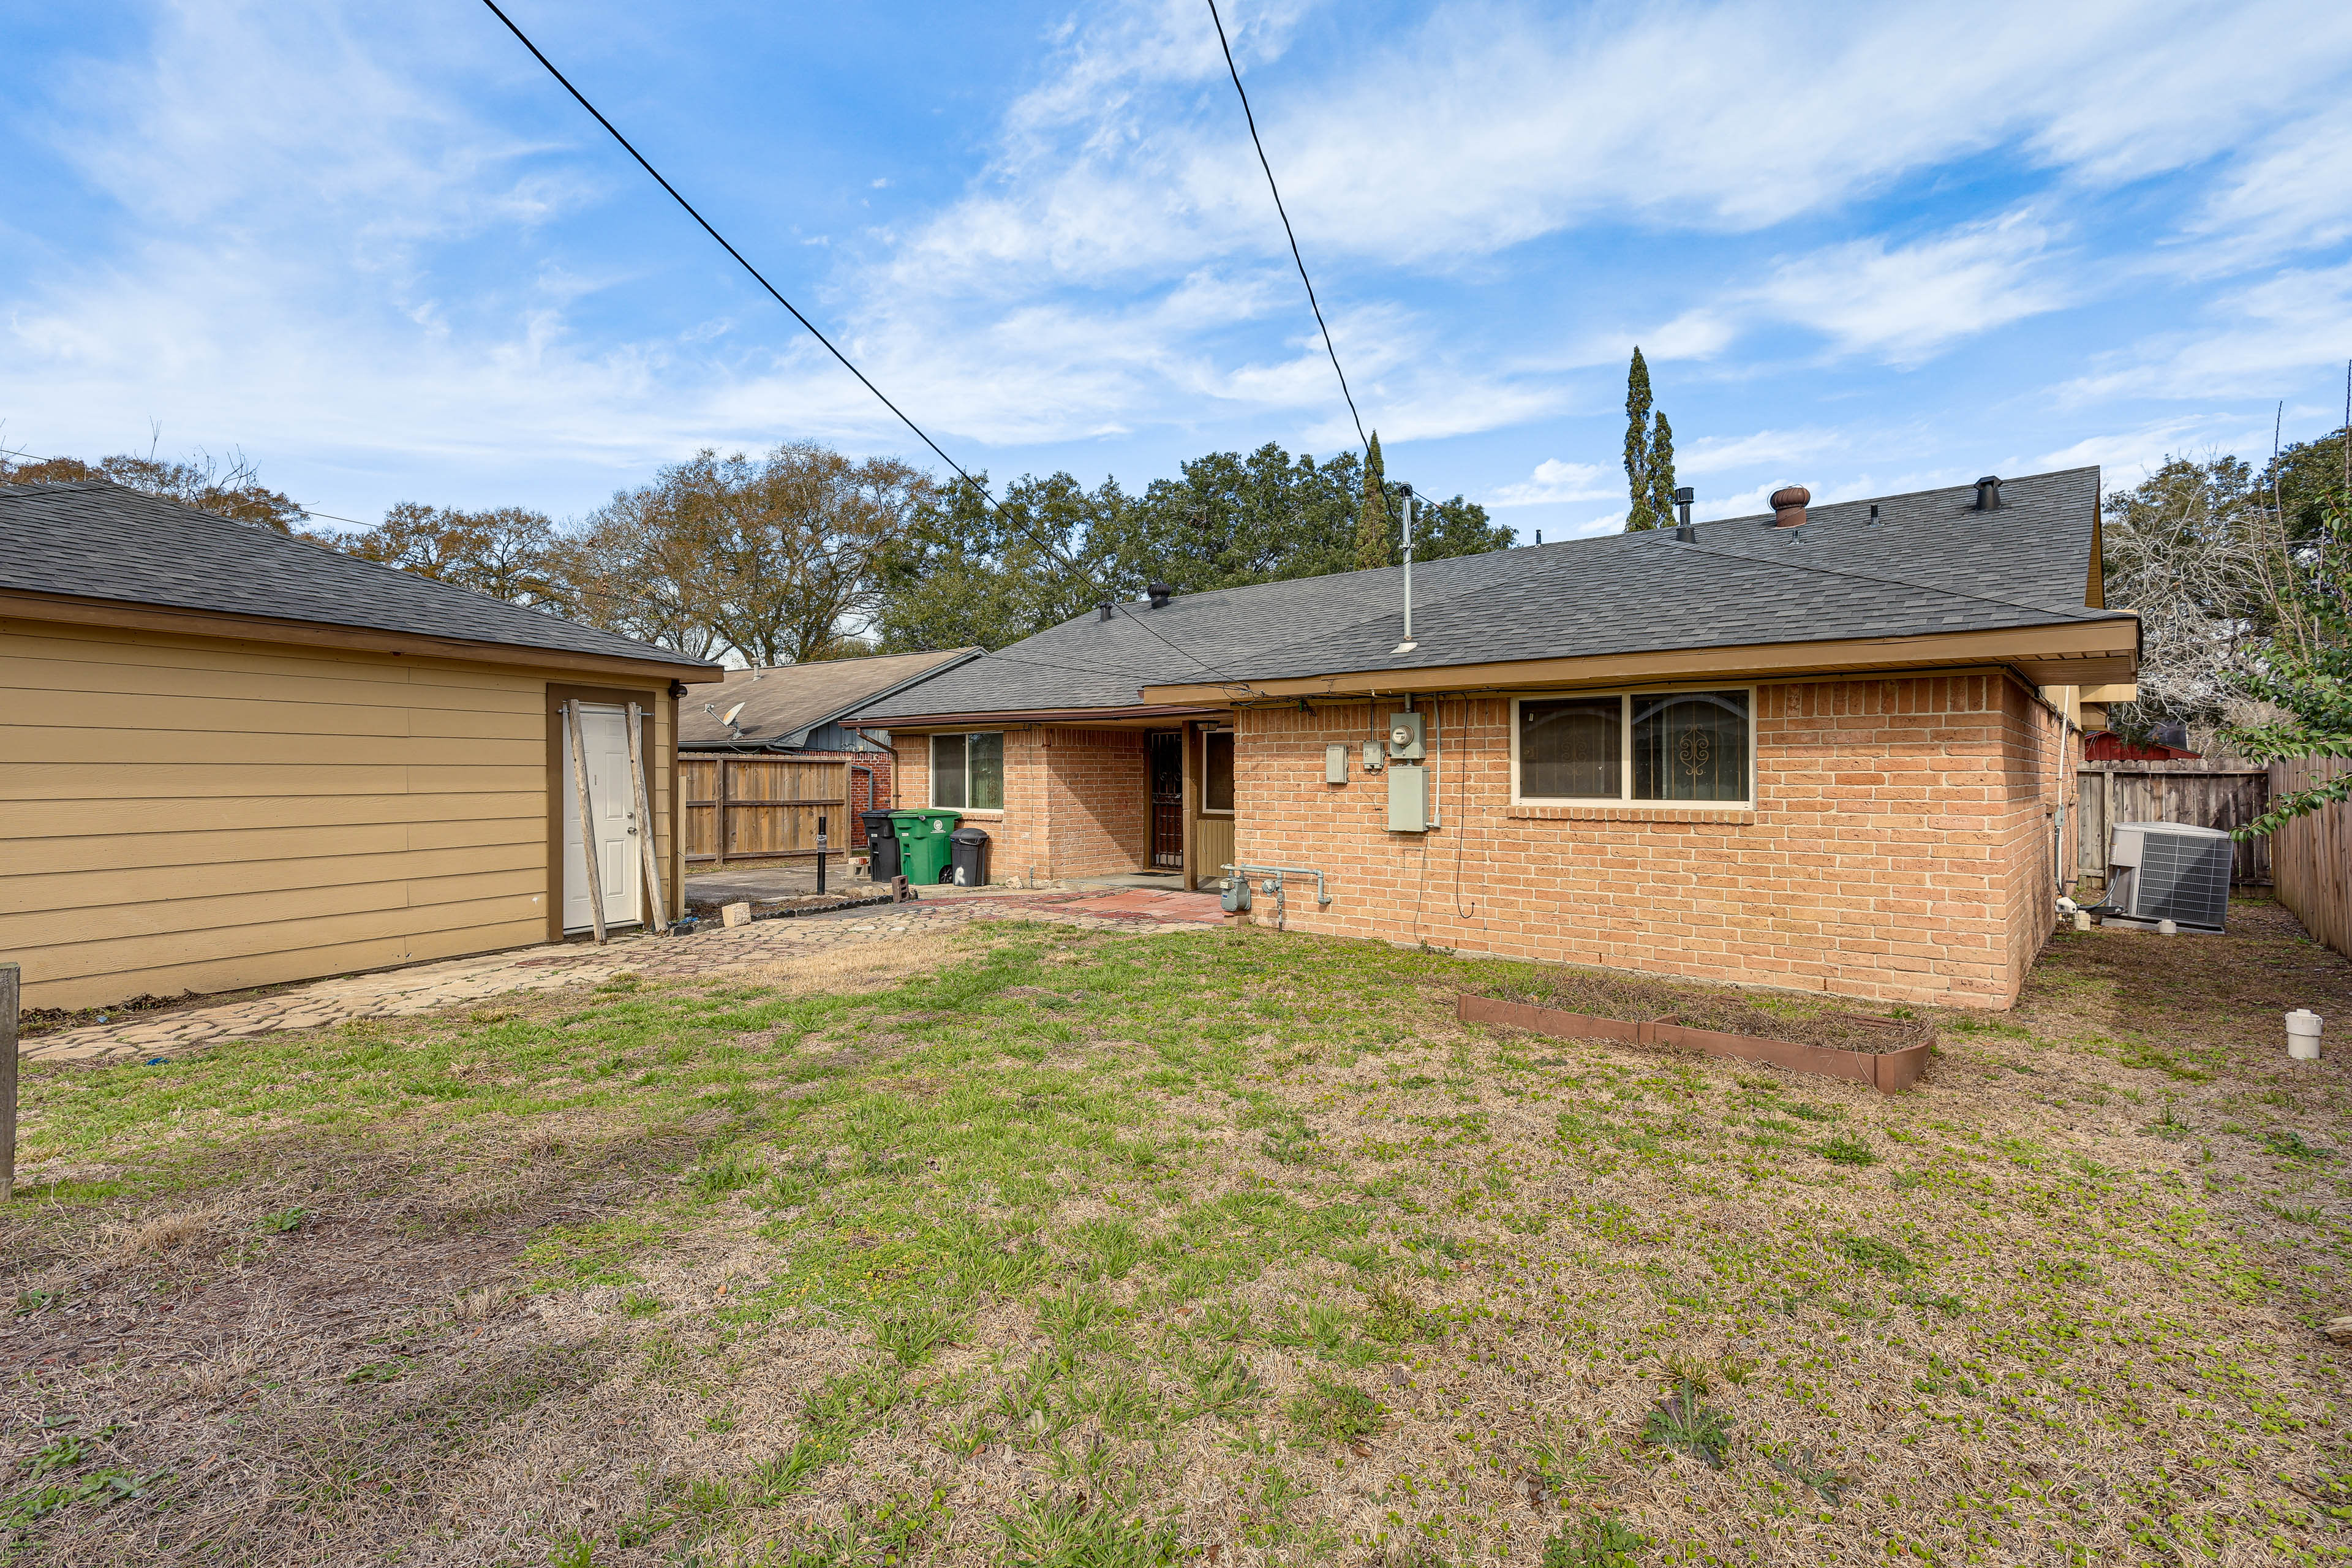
[
  {"left": 338, "top": 502, "right": 562, "bottom": 605},
  {"left": 623, "top": 443, "right": 931, "bottom": 667},
  {"left": 558, "top": 483, "right": 732, "bottom": 663},
  {"left": 2, "top": 444, "right": 307, "bottom": 532},
  {"left": 2099, "top": 454, "right": 2264, "bottom": 741}
]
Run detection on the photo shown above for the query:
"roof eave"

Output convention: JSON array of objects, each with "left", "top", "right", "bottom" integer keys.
[
  {"left": 1137, "top": 618, "right": 2141, "bottom": 702},
  {"left": 0, "top": 586, "right": 725, "bottom": 682},
  {"left": 848, "top": 701, "right": 1227, "bottom": 728}
]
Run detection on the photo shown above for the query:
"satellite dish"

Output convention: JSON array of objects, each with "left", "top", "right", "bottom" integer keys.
[{"left": 722, "top": 703, "right": 746, "bottom": 726}]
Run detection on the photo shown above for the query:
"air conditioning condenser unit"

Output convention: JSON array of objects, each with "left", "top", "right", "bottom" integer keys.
[{"left": 2103, "top": 821, "right": 2232, "bottom": 933}]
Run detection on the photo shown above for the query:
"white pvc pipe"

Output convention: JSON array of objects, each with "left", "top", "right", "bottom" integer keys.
[{"left": 2288, "top": 1009, "right": 2323, "bottom": 1061}]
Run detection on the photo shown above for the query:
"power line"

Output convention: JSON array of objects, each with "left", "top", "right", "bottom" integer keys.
[
  {"left": 481, "top": 2, "right": 989, "bottom": 526},
  {"left": 478, "top": 1, "right": 1213, "bottom": 677},
  {"left": 1202, "top": 0, "right": 1368, "bottom": 458}
]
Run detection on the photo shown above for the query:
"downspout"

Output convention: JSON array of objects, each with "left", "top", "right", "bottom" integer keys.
[{"left": 848, "top": 763, "right": 875, "bottom": 848}]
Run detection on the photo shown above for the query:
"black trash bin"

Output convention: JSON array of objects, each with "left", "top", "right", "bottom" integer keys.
[
  {"left": 948, "top": 826, "right": 992, "bottom": 888},
  {"left": 861, "top": 810, "right": 900, "bottom": 882}
]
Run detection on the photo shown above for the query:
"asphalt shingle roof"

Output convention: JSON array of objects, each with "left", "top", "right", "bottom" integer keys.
[
  {"left": 1, "top": 481, "right": 715, "bottom": 671},
  {"left": 858, "top": 467, "right": 2131, "bottom": 720},
  {"left": 679, "top": 648, "right": 981, "bottom": 747}
]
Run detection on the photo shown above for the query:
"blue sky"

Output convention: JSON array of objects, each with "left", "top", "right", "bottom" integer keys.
[{"left": 5, "top": 1, "right": 2351, "bottom": 542}]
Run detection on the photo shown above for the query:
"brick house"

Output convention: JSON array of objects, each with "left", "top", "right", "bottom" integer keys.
[{"left": 853, "top": 469, "right": 2138, "bottom": 1009}]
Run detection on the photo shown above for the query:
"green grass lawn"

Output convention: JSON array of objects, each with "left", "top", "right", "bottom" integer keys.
[{"left": 3, "top": 906, "right": 2347, "bottom": 1567}]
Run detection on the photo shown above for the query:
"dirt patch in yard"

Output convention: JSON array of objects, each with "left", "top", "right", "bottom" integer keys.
[{"left": 1473, "top": 965, "right": 1935, "bottom": 1052}]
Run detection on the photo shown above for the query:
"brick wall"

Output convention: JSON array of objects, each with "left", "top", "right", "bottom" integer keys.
[
  {"left": 1229, "top": 673, "right": 2065, "bottom": 1009},
  {"left": 886, "top": 726, "right": 1147, "bottom": 884}
]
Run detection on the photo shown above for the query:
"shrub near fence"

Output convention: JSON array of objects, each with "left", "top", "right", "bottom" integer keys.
[{"left": 2270, "top": 757, "right": 2351, "bottom": 957}]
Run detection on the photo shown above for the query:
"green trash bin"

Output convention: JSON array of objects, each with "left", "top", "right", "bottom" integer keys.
[{"left": 889, "top": 808, "right": 962, "bottom": 884}]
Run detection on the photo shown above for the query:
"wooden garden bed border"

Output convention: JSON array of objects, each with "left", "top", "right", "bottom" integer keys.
[{"left": 1457, "top": 993, "right": 1932, "bottom": 1095}]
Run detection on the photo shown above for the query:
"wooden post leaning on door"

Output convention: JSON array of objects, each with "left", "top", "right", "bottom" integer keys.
[
  {"left": 565, "top": 701, "right": 609, "bottom": 946},
  {"left": 625, "top": 702, "right": 671, "bottom": 936},
  {"left": 1, "top": 962, "right": 19, "bottom": 1200}
]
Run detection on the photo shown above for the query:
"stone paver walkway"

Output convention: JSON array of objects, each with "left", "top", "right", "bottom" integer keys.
[{"left": 24, "top": 888, "right": 1230, "bottom": 1066}]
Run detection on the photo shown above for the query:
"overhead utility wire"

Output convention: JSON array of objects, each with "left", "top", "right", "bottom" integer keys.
[
  {"left": 480, "top": 1, "right": 990, "bottom": 524},
  {"left": 477, "top": 1, "right": 1212, "bottom": 677},
  {"left": 1202, "top": 0, "right": 1368, "bottom": 458}
]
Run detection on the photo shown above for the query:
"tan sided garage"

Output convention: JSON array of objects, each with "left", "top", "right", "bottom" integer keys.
[{"left": 1, "top": 480, "right": 720, "bottom": 1012}]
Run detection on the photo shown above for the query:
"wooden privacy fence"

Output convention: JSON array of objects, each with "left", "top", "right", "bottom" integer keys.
[
  {"left": 2076, "top": 761, "right": 2272, "bottom": 885},
  {"left": 2269, "top": 757, "right": 2350, "bottom": 957},
  {"left": 680, "top": 755, "right": 887, "bottom": 863}
]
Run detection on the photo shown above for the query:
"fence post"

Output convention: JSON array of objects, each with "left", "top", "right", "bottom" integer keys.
[
  {"left": 717, "top": 760, "right": 731, "bottom": 866},
  {"left": 2, "top": 962, "right": 18, "bottom": 1200}
]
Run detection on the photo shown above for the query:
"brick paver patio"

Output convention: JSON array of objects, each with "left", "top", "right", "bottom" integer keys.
[{"left": 24, "top": 888, "right": 1229, "bottom": 1066}]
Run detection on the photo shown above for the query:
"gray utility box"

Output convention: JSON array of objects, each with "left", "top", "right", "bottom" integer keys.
[
  {"left": 2104, "top": 821, "right": 2231, "bottom": 933},
  {"left": 1387, "top": 764, "right": 1429, "bottom": 833},
  {"left": 1325, "top": 743, "right": 1351, "bottom": 784}
]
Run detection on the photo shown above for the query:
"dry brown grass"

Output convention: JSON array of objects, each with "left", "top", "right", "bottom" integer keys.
[{"left": 3, "top": 903, "right": 2345, "bottom": 1566}]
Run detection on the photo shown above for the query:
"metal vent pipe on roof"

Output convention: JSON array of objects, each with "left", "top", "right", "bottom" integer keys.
[
  {"left": 1097, "top": 602, "right": 1115, "bottom": 623},
  {"left": 1974, "top": 475, "right": 2003, "bottom": 511},
  {"left": 1674, "top": 486, "right": 1696, "bottom": 541},
  {"left": 1146, "top": 582, "right": 1174, "bottom": 609},
  {"left": 1771, "top": 484, "right": 1810, "bottom": 528},
  {"left": 1395, "top": 485, "right": 1417, "bottom": 652}
]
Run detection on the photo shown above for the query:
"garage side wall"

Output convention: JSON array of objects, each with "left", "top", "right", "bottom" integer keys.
[
  {"left": 0, "top": 619, "right": 674, "bottom": 1011},
  {"left": 1230, "top": 673, "right": 2052, "bottom": 1009}
]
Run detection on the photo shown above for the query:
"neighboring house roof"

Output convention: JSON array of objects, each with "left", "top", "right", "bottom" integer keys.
[
  {"left": 679, "top": 648, "right": 982, "bottom": 750},
  {"left": 0, "top": 480, "right": 717, "bottom": 676},
  {"left": 2084, "top": 731, "right": 2200, "bottom": 763},
  {"left": 856, "top": 467, "right": 2136, "bottom": 723}
]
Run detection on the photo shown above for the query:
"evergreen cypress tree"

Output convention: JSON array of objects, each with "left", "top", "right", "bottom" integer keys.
[
  {"left": 1648, "top": 411, "right": 1678, "bottom": 528},
  {"left": 1354, "top": 431, "right": 1390, "bottom": 571},
  {"left": 1624, "top": 349, "right": 1658, "bottom": 530}
]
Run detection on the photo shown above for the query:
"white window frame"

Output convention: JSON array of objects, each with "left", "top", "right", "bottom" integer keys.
[
  {"left": 1509, "top": 685, "right": 1757, "bottom": 809},
  {"left": 929, "top": 731, "right": 1005, "bottom": 813},
  {"left": 1199, "top": 726, "right": 1237, "bottom": 817}
]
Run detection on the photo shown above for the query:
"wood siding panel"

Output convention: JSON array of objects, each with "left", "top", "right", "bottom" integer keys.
[
  {"left": 0, "top": 792, "right": 541, "bottom": 839},
  {"left": 0, "top": 617, "right": 683, "bottom": 1009},
  {"left": 2, "top": 726, "right": 544, "bottom": 768}
]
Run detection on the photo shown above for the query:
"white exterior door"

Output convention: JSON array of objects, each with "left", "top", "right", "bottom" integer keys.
[{"left": 562, "top": 703, "right": 643, "bottom": 932}]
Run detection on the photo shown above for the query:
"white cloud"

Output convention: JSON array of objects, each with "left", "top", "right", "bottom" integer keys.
[
  {"left": 2174, "top": 102, "right": 2352, "bottom": 276},
  {"left": 1676, "top": 428, "right": 1849, "bottom": 477},
  {"left": 892, "top": 0, "right": 2352, "bottom": 292},
  {"left": 2063, "top": 261, "right": 2352, "bottom": 404},
  {"left": 1487, "top": 458, "right": 1612, "bottom": 507},
  {"left": 1751, "top": 212, "right": 2070, "bottom": 364}
]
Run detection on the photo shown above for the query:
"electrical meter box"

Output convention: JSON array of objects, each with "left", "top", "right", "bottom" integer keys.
[
  {"left": 1387, "top": 711, "right": 1426, "bottom": 760},
  {"left": 1324, "top": 742, "right": 1350, "bottom": 785},
  {"left": 1387, "top": 764, "right": 1429, "bottom": 832}
]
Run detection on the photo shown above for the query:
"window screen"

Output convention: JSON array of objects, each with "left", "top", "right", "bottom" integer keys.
[
  {"left": 1632, "top": 690, "right": 1749, "bottom": 802},
  {"left": 1518, "top": 697, "right": 1621, "bottom": 799},
  {"left": 930, "top": 734, "right": 967, "bottom": 809},
  {"left": 1203, "top": 731, "right": 1235, "bottom": 812},
  {"left": 967, "top": 732, "right": 1003, "bottom": 810}
]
